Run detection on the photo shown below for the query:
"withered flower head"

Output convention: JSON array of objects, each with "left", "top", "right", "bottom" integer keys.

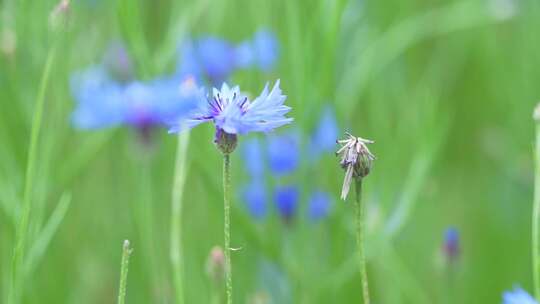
[{"left": 336, "top": 132, "right": 375, "bottom": 200}]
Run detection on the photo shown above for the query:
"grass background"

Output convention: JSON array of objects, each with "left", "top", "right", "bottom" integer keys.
[{"left": 1, "top": 0, "right": 540, "bottom": 303}]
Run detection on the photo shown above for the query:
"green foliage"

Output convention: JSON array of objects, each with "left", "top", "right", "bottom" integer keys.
[{"left": 0, "top": 0, "right": 539, "bottom": 303}]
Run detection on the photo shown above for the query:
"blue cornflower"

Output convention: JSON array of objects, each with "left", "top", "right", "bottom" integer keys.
[
  {"left": 177, "top": 30, "right": 280, "bottom": 85},
  {"left": 71, "top": 70, "right": 200, "bottom": 131},
  {"left": 241, "top": 180, "right": 267, "bottom": 219},
  {"left": 308, "top": 191, "right": 332, "bottom": 221},
  {"left": 503, "top": 287, "right": 538, "bottom": 304},
  {"left": 267, "top": 132, "right": 299, "bottom": 175},
  {"left": 252, "top": 29, "right": 279, "bottom": 71},
  {"left": 236, "top": 29, "right": 279, "bottom": 72},
  {"left": 274, "top": 185, "right": 299, "bottom": 221},
  {"left": 169, "top": 80, "right": 292, "bottom": 154},
  {"left": 177, "top": 37, "right": 236, "bottom": 85},
  {"left": 443, "top": 227, "right": 460, "bottom": 261},
  {"left": 310, "top": 106, "right": 339, "bottom": 159},
  {"left": 242, "top": 138, "right": 265, "bottom": 177}
]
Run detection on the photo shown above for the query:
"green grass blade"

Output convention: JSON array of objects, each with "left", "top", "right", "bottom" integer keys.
[
  {"left": 170, "top": 131, "right": 190, "bottom": 304},
  {"left": 24, "top": 192, "right": 72, "bottom": 275},
  {"left": 7, "top": 43, "right": 57, "bottom": 304},
  {"left": 117, "top": 240, "right": 133, "bottom": 304}
]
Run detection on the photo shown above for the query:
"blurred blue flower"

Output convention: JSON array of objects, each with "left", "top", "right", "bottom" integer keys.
[
  {"left": 236, "top": 29, "right": 279, "bottom": 71},
  {"left": 252, "top": 29, "right": 279, "bottom": 71},
  {"left": 242, "top": 138, "right": 265, "bottom": 177},
  {"left": 503, "top": 287, "right": 538, "bottom": 304},
  {"left": 242, "top": 180, "right": 267, "bottom": 219},
  {"left": 309, "top": 106, "right": 338, "bottom": 159},
  {"left": 169, "top": 80, "right": 292, "bottom": 136},
  {"left": 71, "top": 70, "right": 200, "bottom": 130},
  {"left": 443, "top": 227, "right": 460, "bottom": 261},
  {"left": 308, "top": 191, "right": 332, "bottom": 221},
  {"left": 268, "top": 132, "right": 299, "bottom": 175},
  {"left": 177, "top": 37, "right": 236, "bottom": 85},
  {"left": 177, "top": 30, "right": 280, "bottom": 85},
  {"left": 274, "top": 185, "right": 299, "bottom": 220}
]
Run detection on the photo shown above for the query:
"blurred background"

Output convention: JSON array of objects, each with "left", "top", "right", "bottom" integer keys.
[{"left": 1, "top": 0, "right": 540, "bottom": 303}]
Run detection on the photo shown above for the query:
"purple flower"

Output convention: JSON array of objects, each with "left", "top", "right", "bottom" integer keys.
[
  {"left": 71, "top": 69, "right": 200, "bottom": 131},
  {"left": 442, "top": 227, "right": 460, "bottom": 261},
  {"left": 169, "top": 80, "right": 292, "bottom": 153},
  {"left": 274, "top": 185, "right": 299, "bottom": 220},
  {"left": 241, "top": 180, "right": 267, "bottom": 219},
  {"left": 267, "top": 132, "right": 299, "bottom": 175},
  {"left": 308, "top": 191, "right": 332, "bottom": 221},
  {"left": 503, "top": 287, "right": 538, "bottom": 304},
  {"left": 242, "top": 138, "right": 265, "bottom": 177}
]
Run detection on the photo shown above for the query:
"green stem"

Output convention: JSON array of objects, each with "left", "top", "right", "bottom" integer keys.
[
  {"left": 354, "top": 179, "right": 370, "bottom": 304},
  {"left": 8, "top": 44, "right": 57, "bottom": 304},
  {"left": 170, "top": 132, "right": 190, "bottom": 304},
  {"left": 223, "top": 154, "right": 233, "bottom": 304},
  {"left": 533, "top": 120, "right": 540, "bottom": 299},
  {"left": 117, "top": 240, "right": 133, "bottom": 304}
]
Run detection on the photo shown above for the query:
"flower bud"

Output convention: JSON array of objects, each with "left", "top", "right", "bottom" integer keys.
[
  {"left": 49, "top": 0, "right": 70, "bottom": 32},
  {"left": 206, "top": 246, "right": 226, "bottom": 284},
  {"left": 442, "top": 227, "right": 460, "bottom": 262},
  {"left": 215, "top": 128, "right": 238, "bottom": 155}
]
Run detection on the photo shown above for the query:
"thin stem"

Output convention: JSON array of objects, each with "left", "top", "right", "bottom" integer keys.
[
  {"left": 354, "top": 179, "right": 370, "bottom": 304},
  {"left": 170, "top": 131, "right": 190, "bottom": 304},
  {"left": 533, "top": 121, "right": 540, "bottom": 299},
  {"left": 136, "top": 160, "right": 161, "bottom": 301},
  {"left": 117, "top": 240, "right": 133, "bottom": 304},
  {"left": 223, "top": 154, "right": 233, "bottom": 304},
  {"left": 8, "top": 44, "right": 57, "bottom": 304}
]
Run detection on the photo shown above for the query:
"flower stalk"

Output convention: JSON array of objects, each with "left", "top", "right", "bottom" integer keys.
[
  {"left": 223, "top": 153, "right": 233, "bottom": 304},
  {"left": 170, "top": 131, "right": 190, "bottom": 304},
  {"left": 533, "top": 104, "right": 540, "bottom": 299},
  {"left": 117, "top": 240, "right": 133, "bottom": 304},
  {"left": 354, "top": 179, "right": 370, "bottom": 304},
  {"left": 337, "top": 132, "right": 375, "bottom": 304}
]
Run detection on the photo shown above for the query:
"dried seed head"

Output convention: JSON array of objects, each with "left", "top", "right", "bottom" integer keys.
[{"left": 336, "top": 132, "right": 375, "bottom": 200}]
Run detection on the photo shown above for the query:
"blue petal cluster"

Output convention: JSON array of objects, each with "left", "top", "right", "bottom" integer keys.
[
  {"left": 503, "top": 287, "right": 538, "bottom": 304},
  {"left": 238, "top": 105, "right": 338, "bottom": 222},
  {"left": 72, "top": 28, "right": 280, "bottom": 132},
  {"left": 268, "top": 133, "right": 299, "bottom": 175},
  {"left": 177, "top": 29, "right": 279, "bottom": 85},
  {"left": 71, "top": 43, "right": 201, "bottom": 131},
  {"left": 169, "top": 80, "right": 293, "bottom": 136},
  {"left": 309, "top": 105, "right": 339, "bottom": 160},
  {"left": 243, "top": 138, "right": 265, "bottom": 178},
  {"left": 242, "top": 180, "right": 267, "bottom": 220},
  {"left": 274, "top": 186, "right": 299, "bottom": 220},
  {"left": 308, "top": 191, "right": 332, "bottom": 222}
]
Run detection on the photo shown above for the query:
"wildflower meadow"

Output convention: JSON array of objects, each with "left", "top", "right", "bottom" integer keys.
[{"left": 1, "top": 0, "right": 540, "bottom": 303}]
